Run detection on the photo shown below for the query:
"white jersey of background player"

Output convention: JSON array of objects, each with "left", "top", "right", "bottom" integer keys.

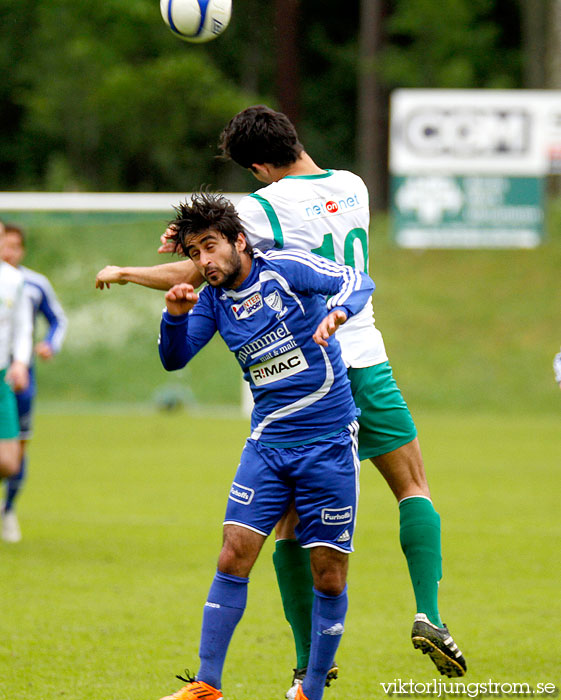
[
  {"left": 237, "top": 169, "right": 387, "bottom": 369},
  {"left": 554, "top": 347, "right": 561, "bottom": 387},
  {"left": 0, "top": 251, "right": 32, "bottom": 480},
  {"left": 0, "top": 262, "right": 32, "bottom": 377}
]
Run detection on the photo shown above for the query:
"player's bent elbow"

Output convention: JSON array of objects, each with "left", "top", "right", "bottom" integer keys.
[
  {"left": 158, "top": 350, "right": 188, "bottom": 372},
  {"left": 160, "top": 358, "right": 187, "bottom": 372}
]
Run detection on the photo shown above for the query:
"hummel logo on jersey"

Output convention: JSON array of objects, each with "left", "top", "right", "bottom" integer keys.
[
  {"left": 237, "top": 322, "right": 292, "bottom": 364},
  {"left": 322, "top": 623, "right": 344, "bottom": 636},
  {"left": 322, "top": 506, "right": 353, "bottom": 525},
  {"left": 250, "top": 348, "right": 309, "bottom": 386},
  {"left": 232, "top": 292, "right": 263, "bottom": 320},
  {"left": 229, "top": 482, "right": 255, "bottom": 505},
  {"left": 336, "top": 529, "right": 351, "bottom": 543}
]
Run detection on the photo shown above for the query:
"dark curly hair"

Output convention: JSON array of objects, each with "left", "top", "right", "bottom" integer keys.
[
  {"left": 218, "top": 105, "right": 303, "bottom": 169},
  {"left": 168, "top": 191, "right": 250, "bottom": 258}
]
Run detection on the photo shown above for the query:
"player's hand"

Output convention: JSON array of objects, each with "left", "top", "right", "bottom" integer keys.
[
  {"left": 6, "top": 361, "right": 29, "bottom": 392},
  {"left": 158, "top": 226, "right": 185, "bottom": 256},
  {"left": 313, "top": 309, "right": 348, "bottom": 347},
  {"left": 35, "top": 341, "right": 53, "bottom": 361},
  {"left": 165, "top": 283, "right": 199, "bottom": 315},
  {"left": 95, "top": 266, "right": 127, "bottom": 289}
]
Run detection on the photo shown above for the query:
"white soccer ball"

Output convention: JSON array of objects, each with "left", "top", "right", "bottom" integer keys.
[{"left": 160, "top": 0, "right": 231, "bottom": 43}]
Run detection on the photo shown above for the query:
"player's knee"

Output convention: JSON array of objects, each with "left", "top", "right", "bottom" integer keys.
[
  {"left": 218, "top": 525, "right": 264, "bottom": 577},
  {"left": 0, "top": 455, "right": 19, "bottom": 477},
  {"left": 313, "top": 569, "right": 347, "bottom": 597},
  {"left": 217, "top": 541, "right": 248, "bottom": 576},
  {"left": 372, "top": 438, "right": 431, "bottom": 500},
  {"left": 310, "top": 547, "right": 348, "bottom": 596}
]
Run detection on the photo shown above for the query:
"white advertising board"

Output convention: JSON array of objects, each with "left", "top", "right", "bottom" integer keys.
[{"left": 390, "top": 89, "right": 561, "bottom": 176}]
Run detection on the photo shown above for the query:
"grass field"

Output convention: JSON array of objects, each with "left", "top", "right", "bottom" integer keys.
[
  {"left": 2, "top": 195, "right": 560, "bottom": 698},
  {"left": 1, "top": 410, "right": 560, "bottom": 699}
]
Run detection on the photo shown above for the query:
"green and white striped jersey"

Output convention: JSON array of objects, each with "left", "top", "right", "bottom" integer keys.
[{"left": 237, "top": 169, "right": 387, "bottom": 368}]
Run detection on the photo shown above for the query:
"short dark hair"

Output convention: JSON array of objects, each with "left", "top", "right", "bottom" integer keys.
[
  {"left": 219, "top": 105, "right": 303, "bottom": 169},
  {"left": 168, "top": 192, "right": 248, "bottom": 257},
  {"left": 3, "top": 223, "right": 25, "bottom": 246}
]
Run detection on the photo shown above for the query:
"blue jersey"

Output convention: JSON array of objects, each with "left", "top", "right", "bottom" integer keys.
[
  {"left": 159, "top": 249, "right": 375, "bottom": 445},
  {"left": 20, "top": 266, "right": 67, "bottom": 354}
]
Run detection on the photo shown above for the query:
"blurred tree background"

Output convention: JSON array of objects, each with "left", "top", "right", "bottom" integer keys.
[{"left": 1, "top": 0, "right": 559, "bottom": 205}]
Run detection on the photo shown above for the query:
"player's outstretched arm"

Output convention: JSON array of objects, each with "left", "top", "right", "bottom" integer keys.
[
  {"left": 95, "top": 260, "right": 203, "bottom": 291},
  {"left": 313, "top": 309, "right": 348, "bottom": 347}
]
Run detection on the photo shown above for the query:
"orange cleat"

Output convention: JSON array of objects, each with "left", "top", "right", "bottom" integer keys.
[
  {"left": 158, "top": 679, "right": 223, "bottom": 700},
  {"left": 294, "top": 685, "right": 310, "bottom": 700}
]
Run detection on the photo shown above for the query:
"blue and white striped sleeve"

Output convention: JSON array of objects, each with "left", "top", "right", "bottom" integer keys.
[
  {"left": 261, "top": 249, "right": 375, "bottom": 319},
  {"left": 37, "top": 277, "right": 67, "bottom": 354}
]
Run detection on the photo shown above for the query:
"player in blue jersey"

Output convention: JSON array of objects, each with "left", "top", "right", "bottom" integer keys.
[
  {"left": 1, "top": 223, "right": 67, "bottom": 542},
  {"left": 95, "top": 107, "right": 467, "bottom": 685},
  {"left": 156, "top": 192, "right": 373, "bottom": 700}
]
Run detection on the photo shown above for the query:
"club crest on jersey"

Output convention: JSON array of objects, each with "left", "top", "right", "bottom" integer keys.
[
  {"left": 231, "top": 292, "right": 263, "bottom": 320},
  {"left": 264, "top": 290, "right": 287, "bottom": 318}
]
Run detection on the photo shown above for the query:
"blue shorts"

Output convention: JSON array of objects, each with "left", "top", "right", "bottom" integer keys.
[
  {"left": 16, "top": 366, "right": 36, "bottom": 440},
  {"left": 224, "top": 422, "right": 360, "bottom": 553}
]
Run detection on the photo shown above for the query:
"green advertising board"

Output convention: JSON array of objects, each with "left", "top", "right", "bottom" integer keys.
[{"left": 391, "top": 175, "right": 544, "bottom": 248}]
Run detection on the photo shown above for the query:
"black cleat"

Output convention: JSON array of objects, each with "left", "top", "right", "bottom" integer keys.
[
  {"left": 412, "top": 614, "right": 467, "bottom": 677},
  {"left": 325, "top": 663, "right": 338, "bottom": 687},
  {"left": 285, "top": 663, "right": 339, "bottom": 699}
]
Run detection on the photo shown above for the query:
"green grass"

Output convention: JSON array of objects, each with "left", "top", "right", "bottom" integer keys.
[
  {"left": 1, "top": 411, "right": 559, "bottom": 699},
  {"left": 3, "top": 197, "right": 561, "bottom": 412}
]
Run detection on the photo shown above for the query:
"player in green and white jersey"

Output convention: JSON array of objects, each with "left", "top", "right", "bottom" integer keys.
[
  {"left": 95, "top": 106, "right": 467, "bottom": 688},
  {"left": 237, "top": 170, "right": 385, "bottom": 368}
]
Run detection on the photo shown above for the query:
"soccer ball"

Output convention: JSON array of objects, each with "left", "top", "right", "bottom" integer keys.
[{"left": 160, "top": 0, "right": 232, "bottom": 43}]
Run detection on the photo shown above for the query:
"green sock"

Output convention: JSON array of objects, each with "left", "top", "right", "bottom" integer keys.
[
  {"left": 399, "top": 496, "right": 443, "bottom": 628},
  {"left": 272, "top": 539, "right": 314, "bottom": 669}
]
